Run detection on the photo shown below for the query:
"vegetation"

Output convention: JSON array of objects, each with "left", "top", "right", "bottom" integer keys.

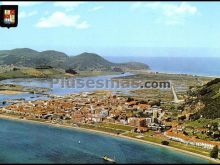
[
  {"left": 96, "top": 122, "right": 134, "bottom": 131},
  {"left": 115, "top": 62, "right": 150, "bottom": 71},
  {"left": 66, "top": 52, "right": 113, "bottom": 71},
  {"left": 210, "top": 145, "right": 219, "bottom": 159},
  {"left": 65, "top": 69, "right": 78, "bottom": 75},
  {"left": 113, "top": 72, "right": 213, "bottom": 102},
  {"left": 161, "top": 140, "right": 169, "bottom": 145},
  {"left": 127, "top": 97, "right": 134, "bottom": 102},
  {"left": 178, "top": 79, "right": 220, "bottom": 141},
  {"left": 77, "top": 71, "right": 120, "bottom": 77},
  {"left": 123, "top": 132, "right": 212, "bottom": 158},
  {"left": 0, "top": 48, "right": 150, "bottom": 72},
  {"left": 0, "top": 113, "right": 217, "bottom": 162},
  {"left": 114, "top": 72, "right": 212, "bottom": 83},
  {"left": 0, "top": 83, "right": 49, "bottom": 94},
  {"left": 0, "top": 67, "right": 68, "bottom": 80},
  {"left": 79, "top": 123, "right": 125, "bottom": 134},
  {"left": 185, "top": 78, "right": 220, "bottom": 119},
  {"left": 197, "top": 78, "right": 220, "bottom": 119},
  {"left": 184, "top": 118, "right": 220, "bottom": 128}
]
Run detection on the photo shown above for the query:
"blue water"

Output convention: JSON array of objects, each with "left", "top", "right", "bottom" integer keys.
[
  {"left": 0, "top": 56, "right": 218, "bottom": 163},
  {"left": 1, "top": 73, "right": 134, "bottom": 96},
  {"left": 0, "top": 118, "right": 212, "bottom": 164},
  {"left": 0, "top": 73, "right": 135, "bottom": 105},
  {"left": 105, "top": 57, "right": 220, "bottom": 77}
]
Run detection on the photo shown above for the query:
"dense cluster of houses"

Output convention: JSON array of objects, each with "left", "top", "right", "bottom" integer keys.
[
  {"left": 1, "top": 90, "right": 219, "bottom": 151},
  {"left": 1, "top": 91, "right": 166, "bottom": 132}
]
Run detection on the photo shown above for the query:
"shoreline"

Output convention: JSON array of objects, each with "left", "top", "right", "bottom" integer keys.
[
  {"left": 0, "top": 71, "right": 122, "bottom": 82},
  {"left": 0, "top": 90, "right": 27, "bottom": 95},
  {"left": 151, "top": 70, "right": 220, "bottom": 78},
  {"left": 0, "top": 70, "right": 217, "bottom": 82},
  {"left": 129, "top": 69, "right": 219, "bottom": 78},
  {"left": 0, "top": 114, "right": 219, "bottom": 164}
]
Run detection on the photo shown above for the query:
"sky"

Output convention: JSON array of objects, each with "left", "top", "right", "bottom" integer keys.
[{"left": 1, "top": 1, "right": 220, "bottom": 57}]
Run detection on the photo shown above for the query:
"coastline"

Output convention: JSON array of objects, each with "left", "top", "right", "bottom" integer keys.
[
  {"left": 0, "top": 90, "right": 27, "bottom": 95},
  {"left": 0, "top": 114, "right": 219, "bottom": 164},
  {"left": 151, "top": 70, "right": 220, "bottom": 78},
  {"left": 128, "top": 69, "right": 219, "bottom": 78}
]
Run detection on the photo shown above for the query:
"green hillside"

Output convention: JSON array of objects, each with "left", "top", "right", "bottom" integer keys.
[
  {"left": 115, "top": 62, "right": 152, "bottom": 71},
  {"left": 0, "top": 67, "right": 67, "bottom": 80},
  {"left": 0, "top": 48, "right": 150, "bottom": 71},
  {"left": 0, "top": 48, "right": 68, "bottom": 68},
  {"left": 66, "top": 52, "right": 113, "bottom": 71},
  {"left": 185, "top": 78, "right": 220, "bottom": 119}
]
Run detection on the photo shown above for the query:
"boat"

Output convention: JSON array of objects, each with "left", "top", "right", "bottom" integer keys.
[
  {"left": 102, "top": 155, "right": 116, "bottom": 163},
  {"left": 78, "top": 141, "right": 81, "bottom": 144}
]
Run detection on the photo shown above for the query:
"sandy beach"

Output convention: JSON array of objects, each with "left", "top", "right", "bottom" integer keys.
[
  {"left": 0, "top": 90, "right": 27, "bottom": 95},
  {"left": 0, "top": 114, "right": 219, "bottom": 164}
]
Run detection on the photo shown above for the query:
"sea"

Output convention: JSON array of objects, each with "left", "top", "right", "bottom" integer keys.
[
  {"left": 0, "top": 118, "right": 212, "bottom": 164},
  {"left": 105, "top": 56, "right": 220, "bottom": 77},
  {"left": 0, "top": 57, "right": 219, "bottom": 163}
]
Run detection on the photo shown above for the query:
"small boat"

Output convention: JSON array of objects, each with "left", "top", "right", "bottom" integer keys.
[
  {"left": 78, "top": 141, "right": 81, "bottom": 144},
  {"left": 102, "top": 155, "right": 116, "bottom": 163}
]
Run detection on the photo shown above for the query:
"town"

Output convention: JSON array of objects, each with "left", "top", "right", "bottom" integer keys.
[
  {"left": 1, "top": 91, "right": 165, "bottom": 132},
  {"left": 1, "top": 90, "right": 219, "bottom": 152}
]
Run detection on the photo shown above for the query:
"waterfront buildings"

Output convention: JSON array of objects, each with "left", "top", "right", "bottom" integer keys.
[{"left": 1, "top": 90, "right": 219, "bottom": 150}]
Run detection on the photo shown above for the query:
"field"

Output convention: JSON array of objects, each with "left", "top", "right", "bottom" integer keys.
[
  {"left": 95, "top": 122, "right": 134, "bottom": 131},
  {"left": 0, "top": 67, "right": 67, "bottom": 80},
  {"left": 112, "top": 72, "right": 214, "bottom": 102},
  {"left": 77, "top": 71, "right": 120, "bottom": 77}
]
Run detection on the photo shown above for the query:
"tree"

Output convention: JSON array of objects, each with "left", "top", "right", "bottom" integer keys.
[
  {"left": 139, "top": 100, "right": 147, "bottom": 104},
  {"left": 211, "top": 122, "right": 219, "bottom": 131},
  {"left": 210, "top": 145, "right": 219, "bottom": 159},
  {"left": 65, "top": 69, "right": 78, "bottom": 75},
  {"left": 127, "top": 97, "right": 134, "bottom": 102},
  {"left": 161, "top": 141, "right": 169, "bottom": 145}
]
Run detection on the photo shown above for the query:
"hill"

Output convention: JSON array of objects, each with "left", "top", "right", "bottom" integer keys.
[
  {"left": 0, "top": 48, "right": 150, "bottom": 71},
  {"left": 183, "top": 78, "right": 220, "bottom": 119},
  {"left": 115, "top": 62, "right": 151, "bottom": 71},
  {"left": 66, "top": 52, "right": 113, "bottom": 71},
  {"left": 0, "top": 48, "right": 68, "bottom": 68}
]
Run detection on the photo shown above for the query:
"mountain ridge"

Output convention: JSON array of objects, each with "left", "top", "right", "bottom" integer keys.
[{"left": 0, "top": 48, "right": 150, "bottom": 71}]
